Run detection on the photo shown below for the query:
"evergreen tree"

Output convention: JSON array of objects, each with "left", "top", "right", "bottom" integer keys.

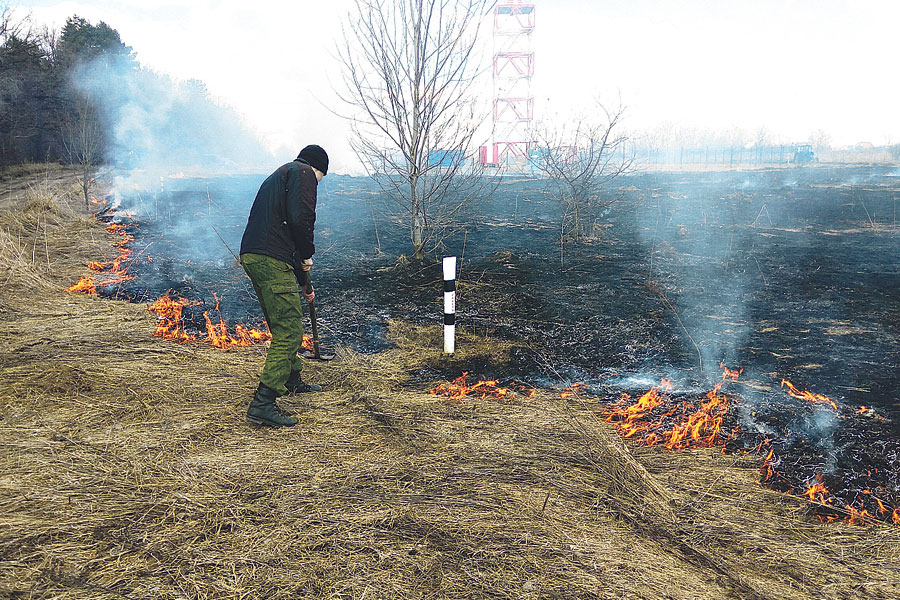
[
  {"left": 0, "top": 34, "right": 58, "bottom": 164},
  {"left": 55, "top": 15, "right": 134, "bottom": 70}
]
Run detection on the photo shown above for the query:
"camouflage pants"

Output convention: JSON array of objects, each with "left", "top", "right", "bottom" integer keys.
[{"left": 240, "top": 253, "right": 304, "bottom": 395}]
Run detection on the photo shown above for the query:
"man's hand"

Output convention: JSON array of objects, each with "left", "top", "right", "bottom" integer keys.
[
  {"left": 298, "top": 259, "right": 314, "bottom": 301},
  {"left": 295, "top": 264, "right": 314, "bottom": 302}
]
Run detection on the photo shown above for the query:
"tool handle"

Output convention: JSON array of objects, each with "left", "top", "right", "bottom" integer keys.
[
  {"left": 296, "top": 266, "right": 313, "bottom": 295},
  {"left": 296, "top": 267, "right": 321, "bottom": 359},
  {"left": 307, "top": 299, "right": 321, "bottom": 358}
]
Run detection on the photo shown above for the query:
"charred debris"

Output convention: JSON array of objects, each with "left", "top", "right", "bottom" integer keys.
[{"left": 66, "top": 165, "right": 900, "bottom": 526}]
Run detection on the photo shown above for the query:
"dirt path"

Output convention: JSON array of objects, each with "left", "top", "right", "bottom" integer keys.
[{"left": 0, "top": 164, "right": 85, "bottom": 210}]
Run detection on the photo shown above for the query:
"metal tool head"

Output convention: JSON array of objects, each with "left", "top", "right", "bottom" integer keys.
[{"left": 301, "top": 348, "right": 335, "bottom": 362}]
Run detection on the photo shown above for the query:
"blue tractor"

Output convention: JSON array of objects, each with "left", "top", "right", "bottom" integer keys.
[{"left": 791, "top": 144, "right": 816, "bottom": 165}]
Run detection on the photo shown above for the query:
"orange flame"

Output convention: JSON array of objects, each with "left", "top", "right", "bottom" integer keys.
[
  {"left": 200, "top": 293, "right": 272, "bottom": 349},
  {"left": 67, "top": 220, "right": 135, "bottom": 295},
  {"left": 798, "top": 475, "right": 884, "bottom": 526},
  {"left": 203, "top": 316, "right": 272, "bottom": 348},
  {"left": 148, "top": 293, "right": 198, "bottom": 343},
  {"left": 663, "top": 384, "right": 730, "bottom": 450},
  {"left": 429, "top": 372, "right": 534, "bottom": 402},
  {"left": 720, "top": 362, "right": 743, "bottom": 381},
  {"left": 781, "top": 379, "right": 839, "bottom": 411},
  {"left": 760, "top": 447, "right": 775, "bottom": 481},
  {"left": 559, "top": 382, "right": 585, "bottom": 398},
  {"left": 803, "top": 476, "right": 830, "bottom": 504},
  {"left": 603, "top": 386, "right": 666, "bottom": 439},
  {"left": 148, "top": 292, "right": 273, "bottom": 348},
  {"left": 754, "top": 438, "right": 771, "bottom": 454},
  {"left": 600, "top": 376, "right": 898, "bottom": 526},
  {"left": 844, "top": 504, "right": 876, "bottom": 526},
  {"left": 301, "top": 334, "right": 314, "bottom": 352},
  {"left": 65, "top": 276, "right": 97, "bottom": 295},
  {"left": 602, "top": 379, "right": 733, "bottom": 450}
]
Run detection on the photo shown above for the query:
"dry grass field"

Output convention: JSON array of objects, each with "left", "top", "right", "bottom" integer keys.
[{"left": 1, "top": 168, "right": 898, "bottom": 599}]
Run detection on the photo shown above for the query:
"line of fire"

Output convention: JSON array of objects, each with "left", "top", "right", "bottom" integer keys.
[{"left": 65, "top": 165, "right": 900, "bottom": 529}]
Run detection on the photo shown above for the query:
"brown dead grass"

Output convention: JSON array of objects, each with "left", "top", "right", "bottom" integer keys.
[{"left": 0, "top": 170, "right": 898, "bottom": 599}]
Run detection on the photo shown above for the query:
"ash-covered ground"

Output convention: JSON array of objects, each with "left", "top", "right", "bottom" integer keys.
[{"left": 97, "top": 165, "right": 900, "bottom": 520}]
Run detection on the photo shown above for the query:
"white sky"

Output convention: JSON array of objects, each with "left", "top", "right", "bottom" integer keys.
[{"left": 12, "top": 0, "right": 900, "bottom": 174}]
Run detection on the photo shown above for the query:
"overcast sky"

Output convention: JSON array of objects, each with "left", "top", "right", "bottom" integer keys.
[{"left": 12, "top": 0, "right": 900, "bottom": 174}]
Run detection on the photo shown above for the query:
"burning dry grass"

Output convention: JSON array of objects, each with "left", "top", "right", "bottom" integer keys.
[
  {"left": 0, "top": 174, "right": 113, "bottom": 301},
  {"left": 1, "top": 172, "right": 899, "bottom": 599}
]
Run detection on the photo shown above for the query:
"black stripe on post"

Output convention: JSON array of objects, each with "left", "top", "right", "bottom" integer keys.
[{"left": 443, "top": 256, "right": 456, "bottom": 354}]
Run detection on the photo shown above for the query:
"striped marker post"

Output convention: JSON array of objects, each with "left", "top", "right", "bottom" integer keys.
[{"left": 443, "top": 256, "right": 456, "bottom": 354}]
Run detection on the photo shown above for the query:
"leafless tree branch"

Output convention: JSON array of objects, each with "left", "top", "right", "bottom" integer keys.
[
  {"left": 337, "top": 0, "right": 494, "bottom": 259},
  {"left": 533, "top": 101, "right": 634, "bottom": 257},
  {"left": 0, "top": 4, "right": 29, "bottom": 44},
  {"left": 61, "top": 96, "right": 103, "bottom": 208}
]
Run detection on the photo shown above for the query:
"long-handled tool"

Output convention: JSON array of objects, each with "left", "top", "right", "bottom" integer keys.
[{"left": 298, "top": 269, "right": 335, "bottom": 361}]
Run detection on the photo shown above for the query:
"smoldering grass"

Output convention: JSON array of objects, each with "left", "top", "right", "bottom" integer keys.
[{"left": 1, "top": 171, "right": 899, "bottom": 600}]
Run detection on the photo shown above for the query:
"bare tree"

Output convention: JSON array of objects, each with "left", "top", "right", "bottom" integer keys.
[
  {"left": 0, "top": 6, "right": 39, "bottom": 166},
  {"left": 888, "top": 144, "right": 900, "bottom": 163},
  {"left": 61, "top": 96, "right": 103, "bottom": 208},
  {"left": 724, "top": 126, "right": 748, "bottom": 149},
  {"left": 808, "top": 128, "right": 831, "bottom": 154},
  {"left": 0, "top": 4, "right": 30, "bottom": 102},
  {"left": 0, "top": 4, "right": 9, "bottom": 41},
  {"left": 337, "top": 0, "right": 493, "bottom": 259},
  {"left": 0, "top": 3, "right": 24, "bottom": 42},
  {"left": 533, "top": 103, "right": 633, "bottom": 261}
]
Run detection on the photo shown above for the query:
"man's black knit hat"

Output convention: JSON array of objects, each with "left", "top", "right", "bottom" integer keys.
[{"left": 297, "top": 144, "right": 329, "bottom": 175}]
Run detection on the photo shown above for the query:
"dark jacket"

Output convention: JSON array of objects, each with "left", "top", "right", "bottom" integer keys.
[{"left": 240, "top": 159, "right": 317, "bottom": 267}]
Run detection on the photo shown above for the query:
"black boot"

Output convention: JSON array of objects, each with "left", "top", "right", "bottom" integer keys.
[
  {"left": 285, "top": 371, "right": 322, "bottom": 394},
  {"left": 246, "top": 383, "right": 298, "bottom": 427}
]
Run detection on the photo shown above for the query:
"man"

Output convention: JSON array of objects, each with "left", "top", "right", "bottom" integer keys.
[{"left": 239, "top": 144, "right": 328, "bottom": 427}]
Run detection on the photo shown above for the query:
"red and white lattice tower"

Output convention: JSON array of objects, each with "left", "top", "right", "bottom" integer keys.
[{"left": 479, "top": 1, "right": 535, "bottom": 170}]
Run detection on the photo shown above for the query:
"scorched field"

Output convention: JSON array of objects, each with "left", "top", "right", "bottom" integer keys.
[{"left": 1, "top": 163, "right": 899, "bottom": 600}]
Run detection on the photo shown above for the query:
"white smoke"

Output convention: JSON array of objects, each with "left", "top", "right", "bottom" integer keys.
[{"left": 71, "top": 53, "right": 274, "bottom": 199}]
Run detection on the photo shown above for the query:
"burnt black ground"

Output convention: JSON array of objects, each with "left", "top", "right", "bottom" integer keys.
[{"left": 97, "top": 165, "right": 900, "bottom": 519}]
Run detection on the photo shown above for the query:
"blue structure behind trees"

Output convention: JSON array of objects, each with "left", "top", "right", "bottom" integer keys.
[{"left": 428, "top": 150, "right": 466, "bottom": 169}]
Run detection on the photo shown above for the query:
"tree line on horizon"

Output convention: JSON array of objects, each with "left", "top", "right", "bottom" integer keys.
[
  {"left": 1, "top": 8, "right": 264, "bottom": 189},
  {"left": 0, "top": 9, "right": 136, "bottom": 169}
]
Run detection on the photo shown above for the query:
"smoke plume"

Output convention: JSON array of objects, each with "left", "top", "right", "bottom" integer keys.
[{"left": 71, "top": 53, "right": 273, "bottom": 199}]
